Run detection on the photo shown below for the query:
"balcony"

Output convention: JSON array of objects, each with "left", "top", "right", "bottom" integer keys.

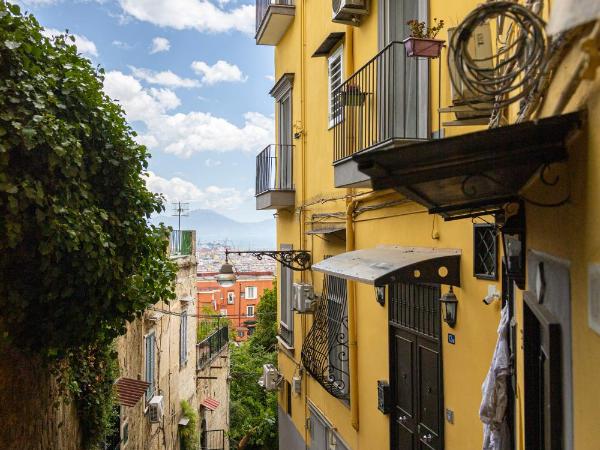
[
  {"left": 196, "top": 325, "right": 229, "bottom": 370},
  {"left": 332, "top": 41, "right": 429, "bottom": 188},
  {"left": 255, "top": 0, "right": 295, "bottom": 46},
  {"left": 170, "top": 230, "right": 195, "bottom": 257},
  {"left": 255, "top": 144, "right": 295, "bottom": 210}
]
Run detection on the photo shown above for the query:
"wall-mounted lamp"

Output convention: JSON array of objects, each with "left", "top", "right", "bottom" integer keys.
[
  {"left": 440, "top": 287, "right": 458, "bottom": 328},
  {"left": 216, "top": 254, "right": 237, "bottom": 287},
  {"left": 375, "top": 286, "right": 386, "bottom": 307}
]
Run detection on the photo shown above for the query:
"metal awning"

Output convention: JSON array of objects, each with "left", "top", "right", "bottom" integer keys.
[
  {"left": 115, "top": 377, "right": 150, "bottom": 408},
  {"left": 201, "top": 397, "right": 220, "bottom": 411},
  {"left": 312, "top": 246, "right": 461, "bottom": 286},
  {"left": 306, "top": 224, "right": 346, "bottom": 236}
]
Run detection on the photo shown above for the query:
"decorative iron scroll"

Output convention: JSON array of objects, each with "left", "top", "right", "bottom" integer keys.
[
  {"left": 301, "top": 275, "right": 349, "bottom": 400},
  {"left": 226, "top": 249, "right": 311, "bottom": 271}
]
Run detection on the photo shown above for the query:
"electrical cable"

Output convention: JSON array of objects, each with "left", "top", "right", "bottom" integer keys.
[{"left": 448, "top": 1, "right": 547, "bottom": 120}]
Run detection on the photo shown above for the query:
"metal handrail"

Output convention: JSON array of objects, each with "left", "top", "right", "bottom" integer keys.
[
  {"left": 196, "top": 325, "right": 228, "bottom": 370},
  {"left": 333, "top": 41, "right": 430, "bottom": 162},
  {"left": 255, "top": 0, "right": 295, "bottom": 34},
  {"left": 255, "top": 144, "right": 294, "bottom": 196}
]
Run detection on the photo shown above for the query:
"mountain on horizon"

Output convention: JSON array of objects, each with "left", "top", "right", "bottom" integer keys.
[{"left": 152, "top": 208, "right": 276, "bottom": 250}]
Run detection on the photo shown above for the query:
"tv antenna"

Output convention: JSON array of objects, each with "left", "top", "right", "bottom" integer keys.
[{"left": 171, "top": 202, "right": 190, "bottom": 232}]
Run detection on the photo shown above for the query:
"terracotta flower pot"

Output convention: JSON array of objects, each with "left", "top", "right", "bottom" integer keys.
[{"left": 402, "top": 37, "right": 445, "bottom": 58}]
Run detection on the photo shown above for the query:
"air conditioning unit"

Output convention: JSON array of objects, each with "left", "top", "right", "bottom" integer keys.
[
  {"left": 448, "top": 23, "right": 494, "bottom": 119},
  {"left": 148, "top": 396, "right": 164, "bottom": 423},
  {"left": 258, "top": 364, "right": 281, "bottom": 391},
  {"left": 292, "top": 375, "right": 302, "bottom": 395},
  {"left": 332, "top": 0, "right": 368, "bottom": 26},
  {"left": 293, "top": 283, "right": 315, "bottom": 313}
]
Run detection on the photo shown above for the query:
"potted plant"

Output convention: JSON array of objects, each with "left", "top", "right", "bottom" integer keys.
[
  {"left": 340, "top": 84, "right": 367, "bottom": 107},
  {"left": 402, "top": 18, "right": 445, "bottom": 58}
]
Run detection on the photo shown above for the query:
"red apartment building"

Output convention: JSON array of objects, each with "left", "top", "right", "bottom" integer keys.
[{"left": 196, "top": 271, "right": 275, "bottom": 341}]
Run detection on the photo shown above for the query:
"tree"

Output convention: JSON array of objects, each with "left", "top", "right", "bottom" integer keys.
[
  {"left": 0, "top": 3, "right": 176, "bottom": 448},
  {"left": 229, "top": 286, "right": 278, "bottom": 450}
]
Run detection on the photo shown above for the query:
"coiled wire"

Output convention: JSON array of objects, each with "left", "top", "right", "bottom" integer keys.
[{"left": 448, "top": 1, "right": 547, "bottom": 121}]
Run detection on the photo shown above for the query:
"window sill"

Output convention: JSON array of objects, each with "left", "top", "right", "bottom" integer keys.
[{"left": 277, "top": 335, "right": 295, "bottom": 359}]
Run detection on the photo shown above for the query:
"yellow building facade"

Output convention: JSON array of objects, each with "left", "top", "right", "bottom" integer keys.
[{"left": 254, "top": 1, "right": 600, "bottom": 449}]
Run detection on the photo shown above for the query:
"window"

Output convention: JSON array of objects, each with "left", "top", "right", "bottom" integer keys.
[
  {"left": 308, "top": 404, "right": 349, "bottom": 450},
  {"left": 179, "top": 311, "right": 188, "bottom": 367},
  {"left": 474, "top": 223, "right": 498, "bottom": 280},
  {"left": 145, "top": 332, "right": 155, "bottom": 400},
  {"left": 245, "top": 286, "right": 258, "bottom": 300},
  {"left": 247, "top": 305, "right": 255, "bottom": 317},
  {"left": 227, "top": 292, "right": 235, "bottom": 304},
  {"left": 279, "top": 244, "right": 294, "bottom": 347},
  {"left": 328, "top": 45, "right": 344, "bottom": 128},
  {"left": 326, "top": 275, "right": 349, "bottom": 398},
  {"left": 219, "top": 309, "right": 228, "bottom": 317}
]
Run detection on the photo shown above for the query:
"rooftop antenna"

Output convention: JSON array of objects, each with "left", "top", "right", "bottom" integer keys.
[{"left": 171, "top": 201, "right": 190, "bottom": 233}]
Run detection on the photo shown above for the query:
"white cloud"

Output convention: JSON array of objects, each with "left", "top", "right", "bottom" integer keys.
[
  {"left": 205, "top": 159, "right": 222, "bottom": 167},
  {"left": 104, "top": 71, "right": 273, "bottom": 156},
  {"left": 150, "top": 37, "right": 170, "bottom": 54},
  {"left": 112, "top": 40, "right": 132, "bottom": 50},
  {"left": 42, "top": 28, "right": 98, "bottom": 57},
  {"left": 146, "top": 171, "right": 249, "bottom": 210},
  {"left": 191, "top": 60, "right": 247, "bottom": 85},
  {"left": 103, "top": 71, "right": 180, "bottom": 122},
  {"left": 130, "top": 66, "right": 200, "bottom": 89},
  {"left": 118, "top": 0, "right": 254, "bottom": 35},
  {"left": 265, "top": 74, "right": 275, "bottom": 82}
]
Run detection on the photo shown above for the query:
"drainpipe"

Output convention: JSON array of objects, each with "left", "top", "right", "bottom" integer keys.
[{"left": 346, "top": 198, "right": 359, "bottom": 431}]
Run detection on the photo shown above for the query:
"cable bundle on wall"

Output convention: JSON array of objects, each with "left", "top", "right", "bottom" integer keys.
[{"left": 448, "top": 1, "right": 547, "bottom": 125}]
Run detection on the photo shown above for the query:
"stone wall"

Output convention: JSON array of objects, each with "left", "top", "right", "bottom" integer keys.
[{"left": 0, "top": 347, "right": 82, "bottom": 450}]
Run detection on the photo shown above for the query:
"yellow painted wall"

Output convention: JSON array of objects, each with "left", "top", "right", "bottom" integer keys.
[{"left": 268, "top": 1, "right": 600, "bottom": 449}]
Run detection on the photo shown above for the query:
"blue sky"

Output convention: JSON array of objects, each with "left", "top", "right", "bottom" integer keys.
[{"left": 17, "top": 0, "right": 275, "bottom": 222}]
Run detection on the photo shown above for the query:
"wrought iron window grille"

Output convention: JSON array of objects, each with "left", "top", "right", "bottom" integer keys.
[
  {"left": 474, "top": 223, "right": 498, "bottom": 280},
  {"left": 301, "top": 275, "right": 349, "bottom": 400}
]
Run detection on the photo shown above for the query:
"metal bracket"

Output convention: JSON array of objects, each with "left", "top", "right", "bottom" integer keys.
[{"left": 226, "top": 249, "right": 311, "bottom": 271}]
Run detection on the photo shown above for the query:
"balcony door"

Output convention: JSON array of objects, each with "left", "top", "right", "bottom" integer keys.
[
  {"left": 278, "top": 90, "right": 292, "bottom": 190},
  {"left": 378, "top": 0, "right": 429, "bottom": 140},
  {"left": 389, "top": 283, "right": 443, "bottom": 450}
]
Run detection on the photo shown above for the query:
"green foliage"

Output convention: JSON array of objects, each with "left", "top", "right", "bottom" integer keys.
[
  {"left": 249, "top": 286, "right": 277, "bottom": 352},
  {"left": 56, "top": 344, "right": 120, "bottom": 449},
  {"left": 229, "top": 287, "right": 278, "bottom": 449},
  {"left": 0, "top": 3, "right": 177, "bottom": 447},
  {"left": 179, "top": 400, "right": 199, "bottom": 450}
]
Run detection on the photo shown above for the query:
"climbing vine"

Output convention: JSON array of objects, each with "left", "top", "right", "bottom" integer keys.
[
  {"left": 0, "top": 2, "right": 177, "bottom": 447},
  {"left": 179, "top": 400, "right": 200, "bottom": 450}
]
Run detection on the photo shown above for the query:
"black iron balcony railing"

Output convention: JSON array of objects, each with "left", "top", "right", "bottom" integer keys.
[
  {"left": 196, "top": 325, "right": 228, "bottom": 370},
  {"left": 255, "top": 144, "right": 294, "bottom": 196},
  {"left": 170, "top": 230, "right": 194, "bottom": 256},
  {"left": 256, "top": 0, "right": 294, "bottom": 34},
  {"left": 333, "top": 41, "right": 429, "bottom": 162}
]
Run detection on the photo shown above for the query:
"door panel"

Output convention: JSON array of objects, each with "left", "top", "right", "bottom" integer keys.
[{"left": 390, "top": 283, "right": 443, "bottom": 450}]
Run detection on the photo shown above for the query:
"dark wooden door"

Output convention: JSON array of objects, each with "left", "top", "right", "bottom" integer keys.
[{"left": 390, "top": 283, "right": 443, "bottom": 450}]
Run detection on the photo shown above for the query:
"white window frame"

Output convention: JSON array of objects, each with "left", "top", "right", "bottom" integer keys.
[
  {"left": 179, "top": 310, "right": 188, "bottom": 367},
  {"left": 144, "top": 331, "right": 156, "bottom": 401},
  {"left": 247, "top": 305, "right": 255, "bottom": 317},
  {"left": 245, "top": 286, "right": 258, "bottom": 300},
  {"left": 220, "top": 309, "right": 228, "bottom": 317},
  {"left": 227, "top": 292, "right": 235, "bottom": 305},
  {"left": 328, "top": 44, "right": 344, "bottom": 128},
  {"left": 279, "top": 244, "right": 294, "bottom": 346}
]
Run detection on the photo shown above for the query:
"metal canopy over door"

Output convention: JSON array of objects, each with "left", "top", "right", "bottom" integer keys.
[{"left": 390, "top": 283, "right": 443, "bottom": 450}]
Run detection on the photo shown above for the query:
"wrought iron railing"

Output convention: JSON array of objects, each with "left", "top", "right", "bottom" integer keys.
[
  {"left": 256, "top": 0, "right": 294, "bottom": 34},
  {"left": 197, "top": 325, "right": 228, "bottom": 370},
  {"left": 301, "top": 275, "right": 349, "bottom": 400},
  {"left": 200, "top": 429, "right": 225, "bottom": 450},
  {"left": 170, "top": 230, "right": 194, "bottom": 256},
  {"left": 255, "top": 144, "right": 294, "bottom": 196},
  {"left": 333, "top": 41, "right": 430, "bottom": 162}
]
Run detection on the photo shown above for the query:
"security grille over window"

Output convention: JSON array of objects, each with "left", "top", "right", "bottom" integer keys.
[
  {"left": 474, "top": 223, "right": 498, "bottom": 280},
  {"left": 389, "top": 283, "right": 441, "bottom": 339},
  {"left": 301, "top": 275, "right": 349, "bottom": 400}
]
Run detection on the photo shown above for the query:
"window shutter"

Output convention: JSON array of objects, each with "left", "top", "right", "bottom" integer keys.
[{"left": 328, "top": 46, "right": 344, "bottom": 127}]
